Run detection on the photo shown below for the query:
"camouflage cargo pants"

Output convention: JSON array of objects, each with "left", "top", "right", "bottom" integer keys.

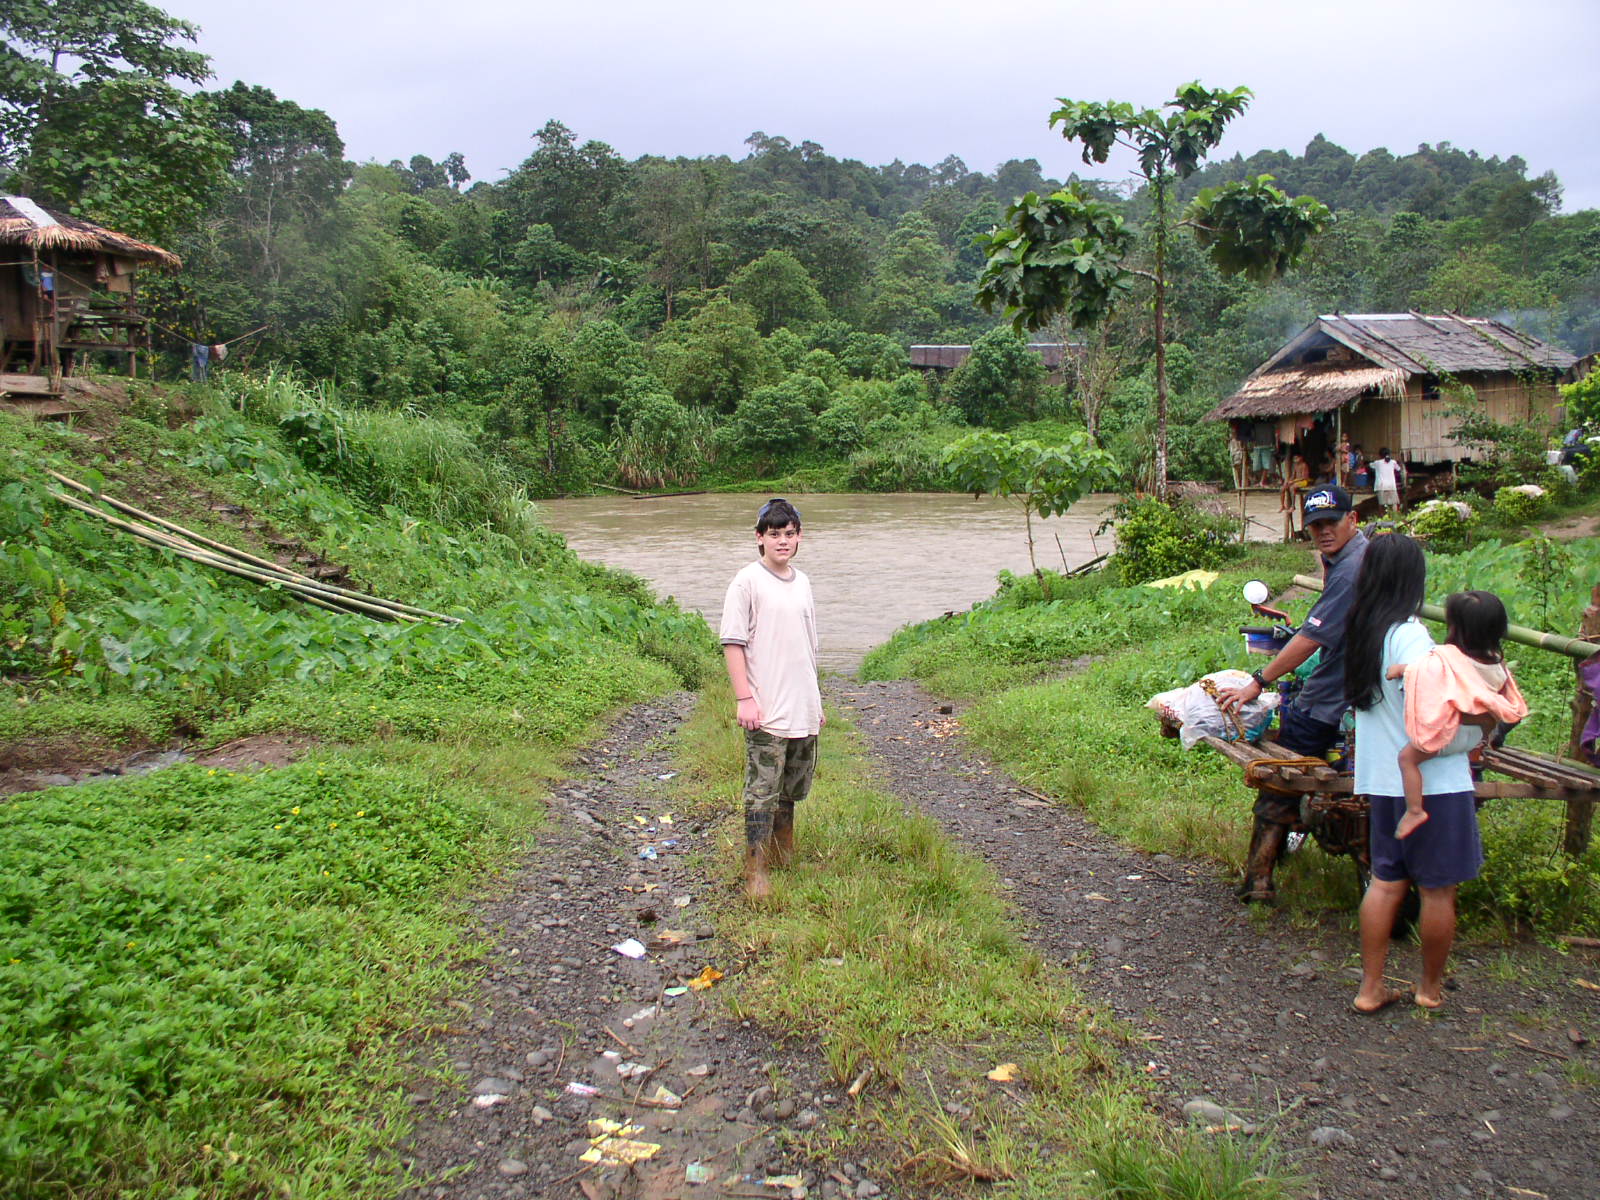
[{"left": 743, "top": 729, "right": 817, "bottom": 846}]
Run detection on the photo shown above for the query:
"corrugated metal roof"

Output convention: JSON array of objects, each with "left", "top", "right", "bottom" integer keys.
[{"left": 1303, "top": 313, "right": 1575, "bottom": 375}]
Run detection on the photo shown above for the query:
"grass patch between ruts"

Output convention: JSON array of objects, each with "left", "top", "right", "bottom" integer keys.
[{"left": 671, "top": 676, "right": 1303, "bottom": 1198}]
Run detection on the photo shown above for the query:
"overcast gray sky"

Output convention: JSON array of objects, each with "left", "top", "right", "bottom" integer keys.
[{"left": 172, "top": 0, "right": 1600, "bottom": 210}]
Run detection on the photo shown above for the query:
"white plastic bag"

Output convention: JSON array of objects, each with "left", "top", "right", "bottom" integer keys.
[{"left": 1146, "top": 669, "right": 1279, "bottom": 750}]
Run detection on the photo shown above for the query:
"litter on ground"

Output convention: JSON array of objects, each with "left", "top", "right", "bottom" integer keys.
[{"left": 687, "top": 965, "right": 724, "bottom": 990}]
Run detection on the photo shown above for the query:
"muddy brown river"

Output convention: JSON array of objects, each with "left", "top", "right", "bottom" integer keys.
[{"left": 539, "top": 492, "right": 1287, "bottom": 671}]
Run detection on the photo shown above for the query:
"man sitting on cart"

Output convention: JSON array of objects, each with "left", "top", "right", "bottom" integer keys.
[{"left": 1218, "top": 485, "right": 1368, "bottom": 903}]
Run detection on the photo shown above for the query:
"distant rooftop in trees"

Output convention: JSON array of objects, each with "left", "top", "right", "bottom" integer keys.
[{"left": 910, "top": 342, "right": 1078, "bottom": 372}]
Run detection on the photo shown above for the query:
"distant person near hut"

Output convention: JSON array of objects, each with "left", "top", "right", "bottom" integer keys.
[{"left": 1372, "top": 448, "right": 1405, "bottom": 512}]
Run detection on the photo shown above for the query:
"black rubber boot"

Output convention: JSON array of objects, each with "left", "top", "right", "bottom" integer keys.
[{"left": 1238, "top": 817, "right": 1288, "bottom": 904}]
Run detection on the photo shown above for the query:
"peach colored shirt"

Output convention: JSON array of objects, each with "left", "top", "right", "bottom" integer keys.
[{"left": 1403, "top": 643, "right": 1529, "bottom": 754}]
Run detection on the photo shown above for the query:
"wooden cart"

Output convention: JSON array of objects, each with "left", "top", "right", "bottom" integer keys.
[{"left": 1163, "top": 580, "right": 1600, "bottom": 891}]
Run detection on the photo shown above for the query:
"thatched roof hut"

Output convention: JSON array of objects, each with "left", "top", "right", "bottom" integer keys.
[
  {"left": 1, "top": 197, "right": 178, "bottom": 389},
  {"left": 0, "top": 197, "right": 181, "bottom": 269},
  {"left": 1210, "top": 314, "right": 1579, "bottom": 467}
]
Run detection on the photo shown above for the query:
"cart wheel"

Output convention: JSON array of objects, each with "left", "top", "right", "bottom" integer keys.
[{"left": 1353, "top": 854, "right": 1371, "bottom": 895}]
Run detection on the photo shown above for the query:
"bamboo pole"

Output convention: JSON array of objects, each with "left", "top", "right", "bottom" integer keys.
[
  {"left": 48, "top": 468, "right": 320, "bottom": 583},
  {"left": 48, "top": 483, "right": 459, "bottom": 623},
  {"left": 1290, "top": 574, "right": 1600, "bottom": 661},
  {"left": 49, "top": 491, "right": 447, "bottom": 623}
]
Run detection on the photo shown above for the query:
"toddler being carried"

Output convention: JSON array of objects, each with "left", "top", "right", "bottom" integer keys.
[{"left": 1387, "top": 590, "right": 1528, "bottom": 839}]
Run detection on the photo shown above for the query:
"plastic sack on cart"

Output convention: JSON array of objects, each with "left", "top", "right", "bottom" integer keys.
[{"left": 1147, "top": 669, "right": 1279, "bottom": 750}]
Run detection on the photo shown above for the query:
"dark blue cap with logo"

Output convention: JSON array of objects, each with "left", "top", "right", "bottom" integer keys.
[{"left": 1303, "top": 485, "right": 1354, "bottom": 523}]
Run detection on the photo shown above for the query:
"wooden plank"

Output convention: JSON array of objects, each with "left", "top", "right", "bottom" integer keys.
[
  {"left": 1481, "top": 746, "right": 1600, "bottom": 792},
  {"left": 0, "top": 372, "right": 63, "bottom": 397}
]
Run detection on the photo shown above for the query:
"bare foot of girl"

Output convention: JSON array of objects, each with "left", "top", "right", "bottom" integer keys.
[{"left": 1395, "top": 809, "right": 1430, "bottom": 840}]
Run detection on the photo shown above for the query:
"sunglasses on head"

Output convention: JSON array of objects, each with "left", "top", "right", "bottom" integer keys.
[{"left": 758, "top": 498, "right": 800, "bottom": 525}]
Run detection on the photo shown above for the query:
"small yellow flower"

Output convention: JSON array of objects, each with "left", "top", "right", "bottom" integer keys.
[
  {"left": 274, "top": 823, "right": 282, "bottom": 829},
  {"left": 329, "top": 821, "right": 338, "bottom": 829},
  {"left": 355, "top": 810, "right": 365, "bottom": 817},
  {"left": 291, "top": 806, "right": 301, "bottom": 815}
]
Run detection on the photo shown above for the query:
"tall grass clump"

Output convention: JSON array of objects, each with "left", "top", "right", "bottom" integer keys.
[{"left": 210, "top": 370, "right": 540, "bottom": 542}]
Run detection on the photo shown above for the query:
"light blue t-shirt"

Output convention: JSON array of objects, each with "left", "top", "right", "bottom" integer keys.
[{"left": 1353, "top": 618, "right": 1481, "bottom": 797}]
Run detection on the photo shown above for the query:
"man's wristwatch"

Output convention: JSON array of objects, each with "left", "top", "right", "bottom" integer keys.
[{"left": 1250, "top": 668, "right": 1270, "bottom": 690}]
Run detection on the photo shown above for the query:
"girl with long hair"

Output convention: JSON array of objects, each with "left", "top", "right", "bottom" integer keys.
[{"left": 1343, "top": 534, "right": 1491, "bottom": 1013}]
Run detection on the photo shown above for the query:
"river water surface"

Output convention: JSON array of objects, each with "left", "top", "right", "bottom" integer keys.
[{"left": 539, "top": 492, "right": 1287, "bottom": 671}]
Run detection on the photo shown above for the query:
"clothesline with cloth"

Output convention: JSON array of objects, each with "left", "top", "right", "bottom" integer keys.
[{"left": 144, "top": 320, "right": 269, "bottom": 381}]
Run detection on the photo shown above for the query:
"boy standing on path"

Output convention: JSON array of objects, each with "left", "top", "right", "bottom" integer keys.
[{"left": 720, "top": 499, "right": 823, "bottom": 901}]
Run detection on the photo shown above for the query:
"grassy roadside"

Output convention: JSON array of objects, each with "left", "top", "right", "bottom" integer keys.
[
  {"left": 861, "top": 540, "right": 1600, "bottom": 936},
  {"left": 0, "top": 375, "right": 713, "bottom": 1196},
  {"left": 671, "top": 676, "right": 1301, "bottom": 1198}
]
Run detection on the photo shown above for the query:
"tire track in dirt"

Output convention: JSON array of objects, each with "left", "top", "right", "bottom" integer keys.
[
  {"left": 396, "top": 696, "right": 875, "bottom": 1200},
  {"left": 835, "top": 677, "right": 1599, "bottom": 1200}
]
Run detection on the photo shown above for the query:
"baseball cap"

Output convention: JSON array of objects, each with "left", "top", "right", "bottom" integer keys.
[{"left": 1302, "top": 485, "right": 1353, "bottom": 523}]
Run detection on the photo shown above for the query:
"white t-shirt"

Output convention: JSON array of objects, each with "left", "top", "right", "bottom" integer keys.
[
  {"left": 719, "top": 560, "right": 821, "bottom": 738},
  {"left": 1353, "top": 618, "right": 1480, "bottom": 797},
  {"left": 1372, "top": 458, "right": 1403, "bottom": 490}
]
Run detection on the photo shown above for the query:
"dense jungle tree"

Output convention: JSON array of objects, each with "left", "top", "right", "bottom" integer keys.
[
  {"left": 0, "top": 0, "right": 228, "bottom": 239},
  {"left": 978, "top": 82, "right": 1331, "bottom": 498},
  {"left": 944, "top": 328, "right": 1047, "bottom": 427},
  {"left": 729, "top": 249, "right": 829, "bottom": 334}
]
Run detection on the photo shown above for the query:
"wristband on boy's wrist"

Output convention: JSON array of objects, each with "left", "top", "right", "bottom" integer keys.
[
  {"left": 736, "top": 695, "right": 753, "bottom": 701},
  {"left": 1250, "top": 668, "right": 1269, "bottom": 689}
]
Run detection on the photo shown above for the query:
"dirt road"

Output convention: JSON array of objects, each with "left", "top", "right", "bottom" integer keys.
[
  {"left": 399, "top": 682, "right": 1597, "bottom": 1199},
  {"left": 837, "top": 678, "right": 1598, "bottom": 1200}
]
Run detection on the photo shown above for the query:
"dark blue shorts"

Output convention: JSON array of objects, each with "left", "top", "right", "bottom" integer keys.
[{"left": 1368, "top": 791, "right": 1483, "bottom": 888}]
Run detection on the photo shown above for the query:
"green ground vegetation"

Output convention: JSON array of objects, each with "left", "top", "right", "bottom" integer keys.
[
  {"left": 0, "top": 375, "right": 716, "bottom": 1197},
  {"left": 672, "top": 678, "right": 1301, "bottom": 1198},
  {"left": 862, "top": 534, "right": 1600, "bottom": 936}
]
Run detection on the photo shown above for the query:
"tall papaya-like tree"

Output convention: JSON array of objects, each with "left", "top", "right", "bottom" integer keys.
[{"left": 977, "top": 82, "right": 1332, "bottom": 499}]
